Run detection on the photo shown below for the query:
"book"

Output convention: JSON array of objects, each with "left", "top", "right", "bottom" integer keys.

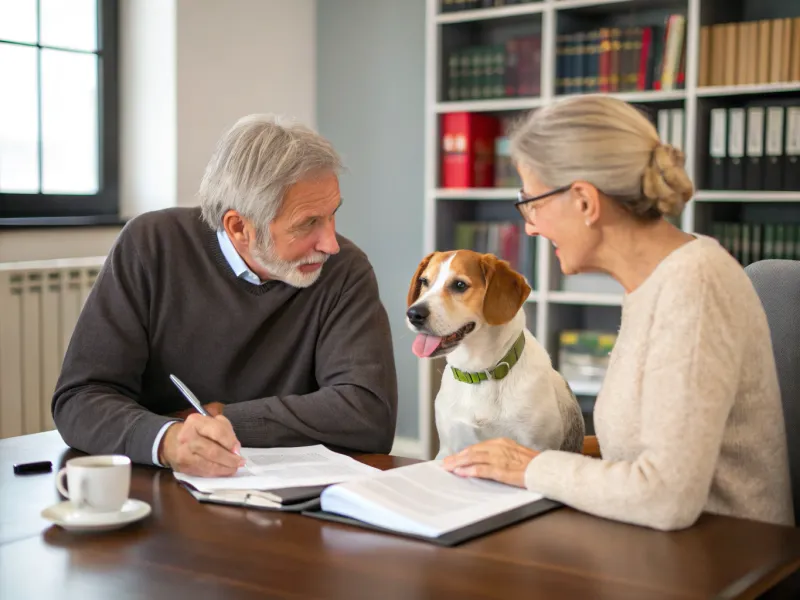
[
  {"left": 173, "top": 445, "right": 380, "bottom": 502},
  {"left": 304, "top": 461, "right": 560, "bottom": 546}
]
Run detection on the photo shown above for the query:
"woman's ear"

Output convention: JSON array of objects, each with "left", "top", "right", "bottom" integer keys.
[
  {"left": 480, "top": 254, "right": 532, "bottom": 326},
  {"left": 572, "top": 181, "right": 602, "bottom": 226},
  {"left": 407, "top": 252, "right": 436, "bottom": 307}
]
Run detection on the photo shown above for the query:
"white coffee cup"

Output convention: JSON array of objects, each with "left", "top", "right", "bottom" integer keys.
[{"left": 56, "top": 455, "right": 131, "bottom": 514}]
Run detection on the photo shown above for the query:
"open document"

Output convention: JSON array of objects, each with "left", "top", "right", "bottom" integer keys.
[
  {"left": 319, "top": 461, "right": 545, "bottom": 539},
  {"left": 173, "top": 445, "right": 379, "bottom": 494}
]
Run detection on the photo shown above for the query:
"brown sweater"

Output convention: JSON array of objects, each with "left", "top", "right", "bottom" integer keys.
[
  {"left": 52, "top": 207, "right": 398, "bottom": 465},
  {"left": 525, "top": 236, "right": 794, "bottom": 530}
]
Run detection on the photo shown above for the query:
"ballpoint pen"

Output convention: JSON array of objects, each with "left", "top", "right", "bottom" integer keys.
[{"left": 169, "top": 374, "right": 256, "bottom": 474}]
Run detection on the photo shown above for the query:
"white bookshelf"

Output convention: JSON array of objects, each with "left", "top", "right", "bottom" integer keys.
[{"left": 401, "top": 0, "right": 800, "bottom": 460}]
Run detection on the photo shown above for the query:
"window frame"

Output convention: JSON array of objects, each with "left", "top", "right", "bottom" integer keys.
[{"left": 0, "top": 0, "right": 120, "bottom": 226}]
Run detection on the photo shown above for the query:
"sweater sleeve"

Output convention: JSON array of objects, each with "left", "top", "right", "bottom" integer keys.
[
  {"left": 523, "top": 269, "right": 744, "bottom": 531},
  {"left": 223, "top": 255, "right": 399, "bottom": 453},
  {"left": 52, "top": 223, "right": 176, "bottom": 465}
]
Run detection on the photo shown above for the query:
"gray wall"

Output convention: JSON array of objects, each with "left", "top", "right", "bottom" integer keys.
[{"left": 317, "top": 0, "right": 426, "bottom": 439}]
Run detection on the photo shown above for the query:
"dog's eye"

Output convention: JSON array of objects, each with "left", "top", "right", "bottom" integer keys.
[
  {"left": 451, "top": 280, "right": 469, "bottom": 292},
  {"left": 418, "top": 277, "right": 429, "bottom": 287}
]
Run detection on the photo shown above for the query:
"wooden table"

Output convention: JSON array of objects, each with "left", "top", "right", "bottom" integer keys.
[{"left": 2, "top": 431, "right": 800, "bottom": 600}]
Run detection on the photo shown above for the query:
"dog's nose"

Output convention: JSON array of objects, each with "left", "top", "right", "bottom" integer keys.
[{"left": 407, "top": 304, "right": 430, "bottom": 327}]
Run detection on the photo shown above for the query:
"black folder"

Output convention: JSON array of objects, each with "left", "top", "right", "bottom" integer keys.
[
  {"left": 727, "top": 107, "right": 745, "bottom": 190},
  {"left": 785, "top": 105, "right": 800, "bottom": 191},
  {"left": 180, "top": 481, "right": 328, "bottom": 512},
  {"left": 302, "top": 498, "right": 562, "bottom": 547},
  {"left": 745, "top": 106, "right": 765, "bottom": 191},
  {"left": 765, "top": 106, "right": 785, "bottom": 190},
  {"left": 708, "top": 107, "right": 727, "bottom": 189}
]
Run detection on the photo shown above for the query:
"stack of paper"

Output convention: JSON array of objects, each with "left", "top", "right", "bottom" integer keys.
[{"left": 173, "top": 445, "right": 380, "bottom": 510}]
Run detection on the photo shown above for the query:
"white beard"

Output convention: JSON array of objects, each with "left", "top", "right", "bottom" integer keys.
[{"left": 251, "top": 237, "right": 329, "bottom": 288}]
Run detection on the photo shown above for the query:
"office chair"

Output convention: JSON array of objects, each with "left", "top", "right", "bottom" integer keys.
[{"left": 745, "top": 259, "right": 800, "bottom": 525}]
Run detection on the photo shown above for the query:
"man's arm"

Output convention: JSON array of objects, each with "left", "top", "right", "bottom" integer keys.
[
  {"left": 51, "top": 224, "right": 177, "bottom": 465},
  {"left": 223, "top": 255, "right": 399, "bottom": 453}
]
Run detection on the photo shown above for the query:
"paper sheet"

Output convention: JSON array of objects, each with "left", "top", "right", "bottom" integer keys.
[
  {"left": 320, "top": 461, "right": 543, "bottom": 538},
  {"left": 173, "top": 445, "right": 379, "bottom": 493}
]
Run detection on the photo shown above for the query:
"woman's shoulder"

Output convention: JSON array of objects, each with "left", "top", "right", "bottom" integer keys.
[{"left": 646, "top": 235, "right": 763, "bottom": 314}]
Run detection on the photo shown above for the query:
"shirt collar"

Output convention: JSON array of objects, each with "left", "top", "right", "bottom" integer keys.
[{"left": 216, "top": 229, "right": 263, "bottom": 285}]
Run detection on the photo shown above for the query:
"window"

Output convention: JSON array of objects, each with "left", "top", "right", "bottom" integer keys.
[{"left": 0, "top": 0, "right": 119, "bottom": 224}]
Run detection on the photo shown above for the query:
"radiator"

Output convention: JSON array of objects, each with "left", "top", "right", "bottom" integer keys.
[{"left": 0, "top": 257, "right": 105, "bottom": 439}]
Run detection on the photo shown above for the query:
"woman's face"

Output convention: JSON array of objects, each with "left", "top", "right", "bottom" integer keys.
[{"left": 516, "top": 163, "right": 597, "bottom": 275}]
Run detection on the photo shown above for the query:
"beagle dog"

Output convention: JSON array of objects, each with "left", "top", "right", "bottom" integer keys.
[{"left": 406, "top": 250, "right": 585, "bottom": 459}]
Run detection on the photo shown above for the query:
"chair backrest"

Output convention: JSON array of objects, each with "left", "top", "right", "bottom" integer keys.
[{"left": 744, "top": 259, "right": 800, "bottom": 524}]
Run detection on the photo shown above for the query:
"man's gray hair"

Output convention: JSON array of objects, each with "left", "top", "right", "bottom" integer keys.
[{"left": 198, "top": 114, "right": 343, "bottom": 235}]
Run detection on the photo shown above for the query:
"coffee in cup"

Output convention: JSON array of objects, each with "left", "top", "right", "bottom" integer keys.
[{"left": 56, "top": 455, "right": 131, "bottom": 513}]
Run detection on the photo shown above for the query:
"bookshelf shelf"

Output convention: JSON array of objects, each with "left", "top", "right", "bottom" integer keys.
[
  {"left": 695, "top": 191, "right": 800, "bottom": 203},
  {"left": 548, "top": 291, "right": 624, "bottom": 306},
  {"left": 555, "top": 90, "right": 686, "bottom": 104},
  {"left": 436, "top": 2, "right": 546, "bottom": 24},
  {"left": 435, "top": 187, "right": 518, "bottom": 199},
  {"left": 696, "top": 82, "right": 800, "bottom": 98},
  {"left": 567, "top": 380, "right": 603, "bottom": 397},
  {"left": 435, "top": 97, "right": 545, "bottom": 113},
  {"left": 412, "top": 0, "right": 800, "bottom": 459},
  {"left": 553, "top": 0, "right": 665, "bottom": 11}
]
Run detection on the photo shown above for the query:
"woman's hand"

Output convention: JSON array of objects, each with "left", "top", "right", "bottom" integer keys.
[{"left": 442, "top": 438, "right": 540, "bottom": 488}]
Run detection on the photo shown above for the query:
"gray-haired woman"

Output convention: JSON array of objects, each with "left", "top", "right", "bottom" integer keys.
[{"left": 443, "top": 94, "right": 794, "bottom": 531}]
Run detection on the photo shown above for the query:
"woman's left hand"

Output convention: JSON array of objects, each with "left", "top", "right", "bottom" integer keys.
[{"left": 442, "top": 438, "right": 540, "bottom": 488}]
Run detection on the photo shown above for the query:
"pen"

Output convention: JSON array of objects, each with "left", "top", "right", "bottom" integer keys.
[{"left": 169, "top": 374, "right": 256, "bottom": 474}]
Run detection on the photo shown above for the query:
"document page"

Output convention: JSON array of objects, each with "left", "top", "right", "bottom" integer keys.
[
  {"left": 320, "top": 461, "right": 543, "bottom": 538},
  {"left": 173, "top": 445, "right": 379, "bottom": 493}
]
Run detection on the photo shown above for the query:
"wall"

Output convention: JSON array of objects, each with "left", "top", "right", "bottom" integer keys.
[
  {"left": 317, "top": 0, "right": 426, "bottom": 440},
  {"left": 175, "top": 0, "right": 316, "bottom": 207}
]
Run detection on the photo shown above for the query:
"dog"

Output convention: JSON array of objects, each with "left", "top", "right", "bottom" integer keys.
[{"left": 406, "top": 250, "right": 585, "bottom": 459}]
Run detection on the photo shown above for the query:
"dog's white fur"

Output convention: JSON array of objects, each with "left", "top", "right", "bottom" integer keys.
[{"left": 407, "top": 250, "right": 584, "bottom": 459}]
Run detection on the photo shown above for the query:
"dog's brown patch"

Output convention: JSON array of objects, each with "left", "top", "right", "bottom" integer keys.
[
  {"left": 480, "top": 254, "right": 532, "bottom": 325},
  {"left": 407, "top": 251, "right": 453, "bottom": 307}
]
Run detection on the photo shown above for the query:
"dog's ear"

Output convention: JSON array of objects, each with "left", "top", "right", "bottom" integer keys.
[
  {"left": 481, "top": 254, "right": 532, "bottom": 326},
  {"left": 407, "top": 252, "right": 437, "bottom": 307}
]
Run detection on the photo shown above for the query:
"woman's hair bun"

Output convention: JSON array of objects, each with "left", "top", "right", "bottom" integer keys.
[{"left": 641, "top": 143, "right": 694, "bottom": 217}]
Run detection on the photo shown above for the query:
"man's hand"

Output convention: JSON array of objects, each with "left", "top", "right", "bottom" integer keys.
[
  {"left": 169, "top": 402, "right": 225, "bottom": 420},
  {"left": 441, "top": 438, "right": 540, "bottom": 488},
  {"left": 158, "top": 413, "right": 244, "bottom": 477}
]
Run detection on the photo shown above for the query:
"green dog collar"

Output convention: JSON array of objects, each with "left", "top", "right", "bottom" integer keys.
[{"left": 451, "top": 331, "right": 526, "bottom": 384}]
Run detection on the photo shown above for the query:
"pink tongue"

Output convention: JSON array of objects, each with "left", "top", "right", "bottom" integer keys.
[{"left": 412, "top": 334, "right": 442, "bottom": 358}]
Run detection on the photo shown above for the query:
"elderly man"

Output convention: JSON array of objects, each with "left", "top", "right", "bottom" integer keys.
[{"left": 52, "top": 115, "right": 398, "bottom": 477}]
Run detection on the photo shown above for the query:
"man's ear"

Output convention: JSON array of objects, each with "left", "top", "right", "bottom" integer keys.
[
  {"left": 481, "top": 254, "right": 532, "bottom": 326},
  {"left": 407, "top": 252, "right": 436, "bottom": 307}
]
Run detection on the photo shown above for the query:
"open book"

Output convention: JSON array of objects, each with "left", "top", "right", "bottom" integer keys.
[
  {"left": 173, "top": 445, "right": 379, "bottom": 511},
  {"left": 307, "top": 461, "right": 559, "bottom": 545}
]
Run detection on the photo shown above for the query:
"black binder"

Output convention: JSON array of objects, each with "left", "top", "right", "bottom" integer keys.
[
  {"left": 727, "top": 107, "right": 745, "bottom": 190},
  {"left": 302, "top": 498, "right": 562, "bottom": 547},
  {"left": 785, "top": 105, "right": 800, "bottom": 191},
  {"left": 765, "top": 106, "right": 785, "bottom": 190},
  {"left": 745, "top": 106, "right": 765, "bottom": 190},
  {"left": 708, "top": 108, "right": 727, "bottom": 189}
]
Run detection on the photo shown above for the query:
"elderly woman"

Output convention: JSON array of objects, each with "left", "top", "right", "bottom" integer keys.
[{"left": 443, "top": 95, "right": 794, "bottom": 531}]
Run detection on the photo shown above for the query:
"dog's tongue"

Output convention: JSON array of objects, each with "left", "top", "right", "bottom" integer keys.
[{"left": 412, "top": 334, "right": 442, "bottom": 358}]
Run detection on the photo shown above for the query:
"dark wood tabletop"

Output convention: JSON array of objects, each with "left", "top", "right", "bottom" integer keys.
[{"left": 2, "top": 431, "right": 800, "bottom": 600}]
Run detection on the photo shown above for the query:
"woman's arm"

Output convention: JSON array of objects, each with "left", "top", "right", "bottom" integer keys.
[{"left": 519, "top": 269, "right": 745, "bottom": 531}]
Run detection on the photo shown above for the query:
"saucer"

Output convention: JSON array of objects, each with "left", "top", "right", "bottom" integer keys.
[{"left": 41, "top": 498, "right": 152, "bottom": 532}]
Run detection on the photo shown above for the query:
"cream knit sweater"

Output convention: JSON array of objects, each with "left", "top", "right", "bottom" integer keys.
[{"left": 525, "top": 235, "right": 794, "bottom": 531}]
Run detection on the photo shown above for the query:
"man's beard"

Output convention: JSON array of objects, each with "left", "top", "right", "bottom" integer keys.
[{"left": 251, "top": 237, "right": 329, "bottom": 288}]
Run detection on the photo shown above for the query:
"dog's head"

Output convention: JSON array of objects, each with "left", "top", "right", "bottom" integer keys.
[{"left": 405, "top": 250, "right": 531, "bottom": 358}]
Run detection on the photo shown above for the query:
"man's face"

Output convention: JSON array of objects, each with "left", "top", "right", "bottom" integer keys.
[{"left": 251, "top": 172, "right": 342, "bottom": 288}]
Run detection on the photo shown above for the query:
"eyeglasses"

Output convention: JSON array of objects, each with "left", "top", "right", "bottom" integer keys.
[{"left": 514, "top": 184, "right": 572, "bottom": 223}]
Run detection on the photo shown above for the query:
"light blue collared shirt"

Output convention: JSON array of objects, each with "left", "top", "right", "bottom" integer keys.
[
  {"left": 150, "top": 229, "right": 263, "bottom": 467},
  {"left": 215, "top": 229, "right": 263, "bottom": 285}
]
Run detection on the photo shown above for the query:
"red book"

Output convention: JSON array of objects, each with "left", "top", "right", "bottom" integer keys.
[{"left": 441, "top": 113, "right": 500, "bottom": 188}]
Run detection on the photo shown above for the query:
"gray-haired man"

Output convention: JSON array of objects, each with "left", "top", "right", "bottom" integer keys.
[{"left": 53, "top": 115, "right": 399, "bottom": 477}]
